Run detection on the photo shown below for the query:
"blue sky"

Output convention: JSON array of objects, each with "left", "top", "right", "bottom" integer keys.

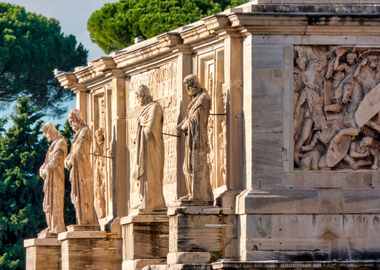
[
  {"left": 2, "top": 0, "right": 118, "bottom": 60},
  {"left": 1, "top": 0, "right": 118, "bottom": 128}
]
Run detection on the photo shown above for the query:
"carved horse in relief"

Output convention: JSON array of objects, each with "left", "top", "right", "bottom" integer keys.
[{"left": 341, "top": 77, "right": 363, "bottom": 127}]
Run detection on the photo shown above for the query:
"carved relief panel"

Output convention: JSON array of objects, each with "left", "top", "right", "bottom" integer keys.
[
  {"left": 127, "top": 61, "right": 178, "bottom": 204},
  {"left": 294, "top": 46, "right": 380, "bottom": 171},
  {"left": 91, "top": 86, "right": 112, "bottom": 220},
  {"left": 199, "top": 49, "right": 227, "bottom": 190}
]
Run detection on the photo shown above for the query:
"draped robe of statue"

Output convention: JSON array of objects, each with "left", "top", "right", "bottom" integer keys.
[
  {"left": 67, "top": 126, "right": 98, "bottom": 224},
  {"left": 41, "top": 136, "right": 67, "bottom": 234},
  {"left": 134, "top": 101, "right": 166, "bottom": 210},
  {"left": 182, "top": 89, "right": 213, "bottom": 202}
]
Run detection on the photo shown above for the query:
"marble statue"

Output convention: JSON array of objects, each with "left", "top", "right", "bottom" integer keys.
[
  {"left": 64, "top": 109, "right": 98, "bottom": 225},
  {"left": 294, "top": 46, "right": 380, "bottom": 171},
  {"left": 94, "top": 128, "right": 106, "bottom": 219},
  {"left": 132, "top": 84, "right": 166, "bottom": 210},
  {"left": 39, "top": 123, "right": 67, "bottom": 235},
  {"left": 177, "top": 74, "right": 213, "bottom": 203}
]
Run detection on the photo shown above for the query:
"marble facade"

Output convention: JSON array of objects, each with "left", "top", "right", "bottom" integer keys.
[{"left": 25, "top": 1, "right": 380, "bottom": 269}]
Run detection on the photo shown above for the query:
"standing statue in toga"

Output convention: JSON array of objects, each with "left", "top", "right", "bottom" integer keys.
[{"left": 177, "top": 74, "right": 213, "bottom": 203}]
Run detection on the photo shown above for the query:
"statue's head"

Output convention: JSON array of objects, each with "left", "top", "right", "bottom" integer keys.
[
  {"left": 41, "top": 122, "right": 60, "bottom": 142},
  {"left": 135, "top": 84, "right": 153, "bottom": 106},
  {"left": 183, "top": 74, "right": 204, "bottom": 97},
  {"left": 368, "top": 55, "right": 378, "bottom": 70},
  {"left": 68, "top": 109, "right": 86, "bottom": 132},
  {"left": 346, "top": 52, "right": 357, "bottom": 65}
]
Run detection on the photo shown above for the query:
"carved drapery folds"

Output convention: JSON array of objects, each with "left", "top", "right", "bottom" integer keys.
[
  {"left": 39, "top": 123, "right": 67, "bottom": 235},
  {"left": 128, "top": 62, "right": 177, "bottom": 205},
  {"left": 178, "top": 74, "right": 213, "bottom": 203},
  {"left": 65, "top": 109, "right": 98, "bottom": 225},
  {"left": 294, "top": 46, "right": 380, "bottom": 170}
]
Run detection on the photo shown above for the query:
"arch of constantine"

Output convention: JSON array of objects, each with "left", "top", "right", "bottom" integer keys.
[{"left": 25, "top": 1, "right": 380, "bottom": 269}]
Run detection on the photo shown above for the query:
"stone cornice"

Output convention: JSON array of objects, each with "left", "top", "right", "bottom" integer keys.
[
  {"left": 179, "top": 14, "right": 230, "bottom": 45},
  {"left": 228, "top": 13, "right": 380, "bottom": 36},
  {"left": 55, "top": 72, "right": 84, "bottom": 92},
  {"left": 56, "top": 5, "right": 380, "bottom": 90},
  {"left": 114, "top": 32, "right": 182, "bottom": 70}
]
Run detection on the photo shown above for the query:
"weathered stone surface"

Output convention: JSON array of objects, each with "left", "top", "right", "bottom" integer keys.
[
  {"left": 121, "top": 214, "right": 169, "bottom": 270},
  {"left": 239, "top": 213, "right": 380, "bottom": 261},
  {"left": 59, "top": 230, "right": 122, "bottom": 270},
  {"left": 238, "top": 188, "right": 380, "bottom": 214},
  {"left": 168, "top": 206, "right": 224, "bottom": 265},
  {"left": 24, "top": 238, "right": 61, "bottom": 270}
]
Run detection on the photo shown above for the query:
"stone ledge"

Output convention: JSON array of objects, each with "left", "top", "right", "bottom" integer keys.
[
  {"left": 167, "top": 206, "right": 222, "bottom": 216},
  {"left": 58, "top": 230, "right": 108, "bottom": 240},
  {"left": 167, "top": 252, "right": 211, "bottom": 264},
  {"left": 121, "top": 213, "right": 169, "bottom": 224},
  {"left": 237, "top": 188, "right": 380, "bottom": 214},
  {"left": 24, "top": 237, "right": 60, "bottom": 247},
  {"left": 212, "top": 260, "right": 380, "bottom": 269}
]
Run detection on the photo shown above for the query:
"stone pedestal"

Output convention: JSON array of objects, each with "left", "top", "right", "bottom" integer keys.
[
  {"left": 24, "top": 237, "right": 61, "bottom": 270},
  {"left": 59, "top": 225, "right": 122, "bottom": 270},
  {"left": 167, "top": 205, "right": 224, "bottom": 268},
  {"left": 238, "top": 186, "right": 380, "bottom": 261},
  {"left": 121, "top": 211, "right": 169, "bottom": 270}
]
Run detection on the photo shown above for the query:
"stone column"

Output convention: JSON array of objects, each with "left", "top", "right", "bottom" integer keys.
[
  {"left": 75, "top": 86, "right": 88, "bottom": 121},
  {"left": 223, "top": 31, "right": 244, "bottom": 192},
  {"left": 217, "top": 30, "right": 245, "bottom": 260},
  {"left": 110, "top": 70, "right": 127, "bottom": 228}
]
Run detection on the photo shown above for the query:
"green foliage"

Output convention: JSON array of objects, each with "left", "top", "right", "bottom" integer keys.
[
  {"left": 88, "top": 0, "right": 249, "bottom": 53},
  {"left": 0, "top": 97, "right": 47, "bottom": 269},
  {"left": 0, "top": 3, "right": 88, "bottom": 116}
]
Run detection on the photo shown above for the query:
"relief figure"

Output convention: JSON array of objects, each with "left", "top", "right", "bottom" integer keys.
[
  {"left": 94, "top": 128, "right": 106, "bottom": 219},
  {"left": 294, "top": 46, "right": 380, "bottom": 170}
]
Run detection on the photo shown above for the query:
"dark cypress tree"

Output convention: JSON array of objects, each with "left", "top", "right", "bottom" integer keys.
[{"left": 0, "top": 97, "right": 47, "bottom": 269}]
